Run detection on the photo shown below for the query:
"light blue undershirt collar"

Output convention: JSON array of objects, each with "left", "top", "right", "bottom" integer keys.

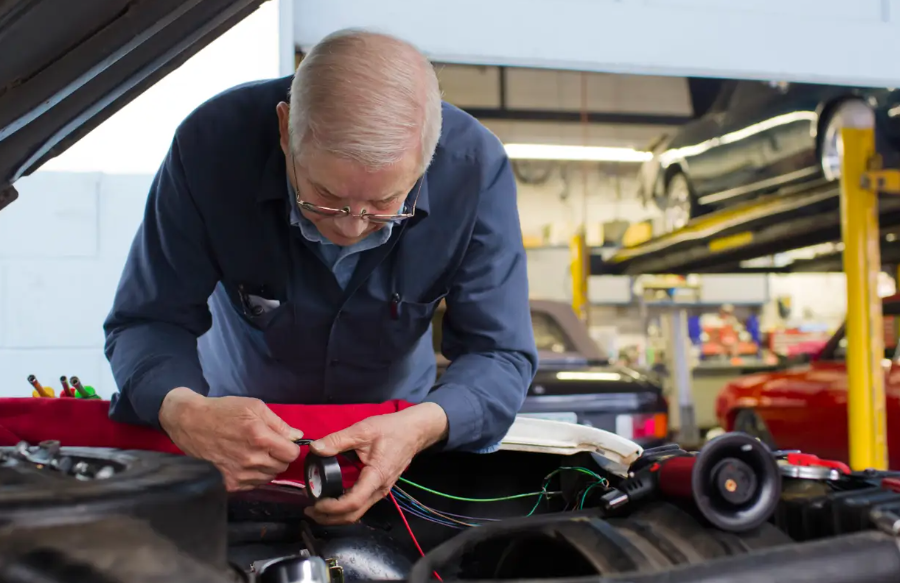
[{"left": 287, "top": 177, "right": 394, "bottom": 288}]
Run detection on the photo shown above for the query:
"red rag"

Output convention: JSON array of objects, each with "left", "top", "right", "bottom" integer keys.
[{"left": 0, "top": 397, "right": 414, "bottom": 488}]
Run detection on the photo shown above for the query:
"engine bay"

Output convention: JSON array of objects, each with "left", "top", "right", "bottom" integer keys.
[{"left": 2, "top": 431, "right": 900, "bottom": 583}]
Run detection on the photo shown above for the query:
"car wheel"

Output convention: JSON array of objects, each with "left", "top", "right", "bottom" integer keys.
[
  {"left": 732, "top": 409, "right": 778, "bottom": 450},
  {"left": 820, "top": 99, "right": 875, "bottom": 182},
  {"left": 0, "top": 442, "right": 227, "bottom": 568},
  {"left": 662, "top": 172, "right": 694, "bottom": 232}
]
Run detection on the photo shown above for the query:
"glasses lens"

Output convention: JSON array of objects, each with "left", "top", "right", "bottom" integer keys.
[
  {"left": 300, "top": 203, "right": 343, "bottom": 217},
  {"left": 298, "top": 201, "right": 413, "bottom": 223}
]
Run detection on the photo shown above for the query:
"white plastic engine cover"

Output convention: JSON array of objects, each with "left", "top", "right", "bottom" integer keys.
[{"left": 499, "top": 416, "right": 643, "bottom": 472}]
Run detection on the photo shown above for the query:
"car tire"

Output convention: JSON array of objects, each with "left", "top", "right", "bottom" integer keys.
[
  {"left": 732, "top": 409, "right": 778, "bottom": 450},
  {"left": 820, "top": 99, "right": 875, "bottom": 182},
  {"left": 661, "top": 171, "right": 694, "bottom": 233},
  {"left": 0, "top": 444, "right": 228, "bottom": 569}
]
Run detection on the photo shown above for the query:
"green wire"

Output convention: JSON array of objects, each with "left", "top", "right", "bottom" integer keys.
[
  {"left": 397, "top": 477, "right": 549, "bottom": 502},
  {"left": 397, "top": 467, "right": 607, "bottom": 508},
  {"left": 579, "top": 480, "right": 608, "bottom": 510},
  {"left": 525, "top": 491, "right": 546, "bottom": 516}
]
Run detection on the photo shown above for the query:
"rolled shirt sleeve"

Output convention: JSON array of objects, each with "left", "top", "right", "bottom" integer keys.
[
  {"left": 425, "top": 141, "right": 539, "bottom": 451},
  {"left": 103, "top": 135, "right": 220, "bottom": 428}
]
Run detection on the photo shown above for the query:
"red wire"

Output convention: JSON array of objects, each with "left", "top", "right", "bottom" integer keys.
[{"left": 389, "top": 491, "right": 443, "bottom": 582}]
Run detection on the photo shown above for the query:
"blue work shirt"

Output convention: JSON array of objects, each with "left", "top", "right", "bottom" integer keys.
[{"left": 103, "top": 75, "right": 538, "bottom": 452}]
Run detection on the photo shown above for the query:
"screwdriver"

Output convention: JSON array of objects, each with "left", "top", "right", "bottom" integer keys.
[
  {"left": 27, "top": 375, "right": 53, "bottom": 398},
  {"left": 70, "top": 377, "right": 99, "bottom": 399},
  {"left": 59, "top": 376, "right": 74, "bottom": 398}
]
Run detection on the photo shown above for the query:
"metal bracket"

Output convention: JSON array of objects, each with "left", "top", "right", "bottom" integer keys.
[
  {"left": 861, "top": 169, "right": 900, "bottom": 194},
  {"left": 326, "top": 558, "right": 344, "bottom": 583}
]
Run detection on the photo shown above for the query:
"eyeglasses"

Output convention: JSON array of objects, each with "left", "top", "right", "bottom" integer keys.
[
  {"left": 296, "top": 178, "right": 423, "bottom": 224},
  {"left": 289, "top": 150, "right": 423, "bottom": 224}
]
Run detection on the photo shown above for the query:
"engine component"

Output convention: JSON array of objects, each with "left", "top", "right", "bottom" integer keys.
[
  {"left": 601, "top": 432, "right": 781, "bottom": 532},
  {"left": 0, "top": 443, "right": 227, "bottom": 568},
  {"left": 257, "top": 556, "right": 333, "bottom": 583},
  {"left": 404, "top": 501, "right": 789, "bottom": 582},
  {"left": 313, "top": 524, "right": 417, "bottom": 581},
  {"left": 0, "top": 516, "right": 240, "bottom": 583},
  {"left": 775, "top": 473, "right": 900, "bottom": 542},
  {"left": 409, "top": 502, "right": 900, "bottom": 583}
]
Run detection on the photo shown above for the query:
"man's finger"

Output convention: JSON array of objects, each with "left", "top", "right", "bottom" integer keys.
[
  {"left": 305, "top": 486, "right": 386, "bottom": 525},
  {"left": 310, "top": 424, "right": 368, "bottom": 457},
  {"left": 246, "top": 454, "right": 290, "bottom": 475},
  {"left": 312, "top": 465, "right": 384, "bottom": 515},
  {"left": 250, "top": 424, "right": 301, "bottom": 464},
  {"left": 260, "top": 406, "right": 305, "bottom": 442}
]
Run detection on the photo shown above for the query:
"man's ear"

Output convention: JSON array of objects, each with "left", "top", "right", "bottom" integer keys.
[{"left": 276, "top": 102, "right": 290, "bottom": 156}]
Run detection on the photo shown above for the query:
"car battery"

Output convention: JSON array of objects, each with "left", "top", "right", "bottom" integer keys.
[
  {"left": 832, "top": 489, "right": 900, "bottom": 534},
  {"left": 773, "top": 480, "right": 832, "bottom": 541},
  {"left": 775, "top": 479, "right": 900, "bottom": 542}
]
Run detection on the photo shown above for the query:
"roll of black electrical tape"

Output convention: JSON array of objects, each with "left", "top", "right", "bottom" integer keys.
[{"left": 304, "top": 454, "right": 344, "bottom": 501}]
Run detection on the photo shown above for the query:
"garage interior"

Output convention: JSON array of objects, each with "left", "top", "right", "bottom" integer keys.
[{"left": 3, "top": 0, "right": 900, "bottom": 582}]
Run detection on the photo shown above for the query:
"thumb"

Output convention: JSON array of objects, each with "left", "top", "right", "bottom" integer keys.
[
  {"left": 260, "top": 407, "right": 304, "bottom": 442},
  {"left": 311, "top": 426, "right": 365, "bottom": 457}
]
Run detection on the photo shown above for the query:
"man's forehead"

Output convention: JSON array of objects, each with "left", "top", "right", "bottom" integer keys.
[
  {"left": 307, "top": 175, "right": 406, "bottom": 202},
  {"left": 301, "top": 154, "right": 417, "bottom": 201}
]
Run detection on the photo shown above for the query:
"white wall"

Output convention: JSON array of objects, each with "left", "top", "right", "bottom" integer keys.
[
  {"left": 514, "top": 164, "right": 655, "bottom": 243},
  {"left": 0, "top": 172, "right": 150, "bottom": 398},
  {"left": 435, "top": 64, "right": 672, "bottom": 245},
  {"left": 39, "top": 2, "right": 283, "bottom": 175},
  {"left": 0, "top": 3, "right": 284, "bottom": 398}
]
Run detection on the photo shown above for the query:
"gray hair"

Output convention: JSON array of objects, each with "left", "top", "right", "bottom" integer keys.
[{"left": 288, "top": 29, "right": 442, "bottom": 174}]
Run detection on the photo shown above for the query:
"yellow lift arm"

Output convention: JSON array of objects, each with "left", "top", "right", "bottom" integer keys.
[{"left": 842, "top": 127, "right": 891, "bottom": 471}]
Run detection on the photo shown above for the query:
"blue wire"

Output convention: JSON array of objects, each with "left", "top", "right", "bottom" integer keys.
[
  {"left": 393, "top": 495, "right": 456, "bottom": 526},
  {"left": 393, "top": 494, "right": 463, "bottom": 528},
  {"left": 393, "top": 488, "right": 498, "bottom": 523}
]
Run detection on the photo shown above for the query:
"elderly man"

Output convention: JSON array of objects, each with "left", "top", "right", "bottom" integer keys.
[{"left": 103, "top": 29, "right": 537, "bottom": 524}]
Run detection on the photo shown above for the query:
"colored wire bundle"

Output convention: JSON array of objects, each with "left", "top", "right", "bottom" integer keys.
[{"left": 391, "top": 466, "right": 609, "bottom": 529}]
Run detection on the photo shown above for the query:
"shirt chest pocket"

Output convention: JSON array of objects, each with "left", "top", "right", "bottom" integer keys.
[
  {"left": 341, "top": 291, "right": 446, "bottom": 368},
  {"left": 221, "top": 282, "right": 309, "bottom": 366},
  {"left": 377, "top": 293, "right": 446, "bottom": 363}
]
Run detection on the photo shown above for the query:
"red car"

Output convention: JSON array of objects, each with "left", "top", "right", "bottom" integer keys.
[{"left": 715, "top": 296, "right": 900, "bottom": 469}]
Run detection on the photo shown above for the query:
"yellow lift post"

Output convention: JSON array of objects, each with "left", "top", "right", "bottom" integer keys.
[
  {"left": 570, "top": 229, "right": 589, "bottom": 323},
  {"left": 840, "top": 126, "right": 893, "bottom": 471}
]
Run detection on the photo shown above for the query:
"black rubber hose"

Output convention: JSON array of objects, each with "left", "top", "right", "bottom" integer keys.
[{"left": 408, "top": 530, "right": 900, "bottom": 583}]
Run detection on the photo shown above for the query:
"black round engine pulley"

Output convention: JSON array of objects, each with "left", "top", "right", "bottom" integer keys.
[{"left": 304, "top": 453, "right": 344, "bottom": 501}]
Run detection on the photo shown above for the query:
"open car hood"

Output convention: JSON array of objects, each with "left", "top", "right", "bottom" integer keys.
[{"left": 0, "top": 0, "right": 269, "bottom": 212}]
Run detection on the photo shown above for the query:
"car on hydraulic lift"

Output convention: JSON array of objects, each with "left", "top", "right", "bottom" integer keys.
[
  {"left": 433, "top": 299, "right": 669, "bottom": 447},
  {"left": 714, "top": 294, "right": 900, "bottom": 468},
  {"left": 637, "top": 79, "right": 900, "bottom": 232},
  {"left": 4, "top": 2, "right": 900, "bottom": 583}
]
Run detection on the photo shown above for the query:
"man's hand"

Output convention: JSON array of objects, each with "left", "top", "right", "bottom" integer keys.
[
  {"left": 304, "top": 403, "right": 449, "bottom": 525},
  {"left": 159, "top": 387, "right": 303, "bottom": 492}
]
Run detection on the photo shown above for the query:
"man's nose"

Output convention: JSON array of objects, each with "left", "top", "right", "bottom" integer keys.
[{"left": 333, "top": 214, "right": 368, "bottom": 238}]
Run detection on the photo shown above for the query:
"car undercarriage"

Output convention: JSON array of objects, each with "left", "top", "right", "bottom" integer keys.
[{"left": 3, "top": 425, "right": 900, "bottom": 583}]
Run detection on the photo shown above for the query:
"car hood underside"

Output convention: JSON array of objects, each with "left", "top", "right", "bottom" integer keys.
[{"left": 0, "top": 0, "right": 268, "bottom": 213}]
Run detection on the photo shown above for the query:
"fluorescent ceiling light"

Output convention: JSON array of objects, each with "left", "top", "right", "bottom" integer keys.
[{"left": 504, "top": 143, "right": 653, "bottom": 163}]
